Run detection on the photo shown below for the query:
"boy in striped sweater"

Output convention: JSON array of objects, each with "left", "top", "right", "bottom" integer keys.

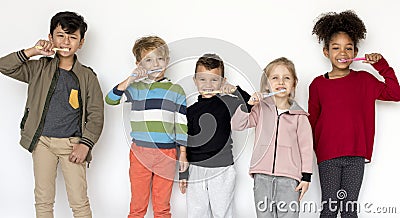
[{"left": 105, "top": 36, "right": 188, "bottom": 218}]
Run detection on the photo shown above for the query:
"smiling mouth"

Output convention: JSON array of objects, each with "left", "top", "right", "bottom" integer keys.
[{"left": 56, "top": 47, "right": 70, "bottom": 52}]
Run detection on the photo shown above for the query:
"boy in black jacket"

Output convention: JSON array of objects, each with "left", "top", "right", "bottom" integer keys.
[{"left": 179, "top": 53, "right": 252, "bottom": 218}]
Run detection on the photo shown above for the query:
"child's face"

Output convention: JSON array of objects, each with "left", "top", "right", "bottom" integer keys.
[
  {"left": 137, "top": 48, "right": 169, "bottom": 81},
  {"left": 48, "top": 25, "right": 84, "bottom": 57},
  {"left": 267, "top": 65, "right": 295, "bottom": 99},
  {"left": 193, "top": 65, "right": 226, "bottom": 98},
  {"left": 323, "top": 32, "right": 358, "bottom": 70}
]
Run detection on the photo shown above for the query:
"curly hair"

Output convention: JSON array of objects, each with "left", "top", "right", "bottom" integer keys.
[{"left": 312, "top": 10, "right": 366, "bottom": 48}]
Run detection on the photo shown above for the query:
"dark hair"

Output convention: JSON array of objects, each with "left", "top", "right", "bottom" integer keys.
[
  {"left": 195, "top": 53, "right": 225, "bottom": 77},
  {"left": 50, "top": 11, "right": 88, "bottom": 39},
  {"left": 312, "top": 10, "right": 366, "bottom": 49}
]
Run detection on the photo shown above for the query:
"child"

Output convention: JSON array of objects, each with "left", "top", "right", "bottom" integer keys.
[
  {"left": 105, "top": 36, "right": 188, "bottom": 218},
  {"left": 309, "top": 10, "right": 400, "bottom": 217},
  {"left": 178, "top": 53, "right": 252, "bottom": 218},
  {"left": 231, "top": 57, "right": 313, "bottom": 218},
  {"left": 0, "top": 11, "right": 104, "bottom": 217}
]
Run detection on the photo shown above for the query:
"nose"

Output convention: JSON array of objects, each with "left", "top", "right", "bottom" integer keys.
[
  {"left": 278, "top": 77, "right": 284, "bottom": 84},
  {"left": 63, "top": 36, "right": 71, "bottom": 45},
  {"left": 153, "top": 58, "right": 160, "bottom": 68}
]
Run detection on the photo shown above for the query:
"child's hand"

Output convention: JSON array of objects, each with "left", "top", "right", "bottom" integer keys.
[
  {"left": 69, "top": 143, "right": 89, "bottom": 164},
  {"left": 220, "top": 83, "right": 237, "bottom": 94},
  {"left": 34, "top": 40, "right": 55, "bottom": 56},
  {"left": 179, "top": 179, "right": 187, "bottom": 194},
  {"left": 117, "top": 67, "right": 147, "bottom": 91},
  {"left": 247, "top": 92, "right": 262, "bottom": 105},
  {"left": 363, "top": 53, "right": 382, "bottom": 65},
  {"left": 128, "top": 67, "right": 147, "bottom": 83},
  {"left": 295, "top": 181, "right": 310, "bottom": 201},
  {"left": 179, "top": 154, "right": 189, "bottom": 173}
]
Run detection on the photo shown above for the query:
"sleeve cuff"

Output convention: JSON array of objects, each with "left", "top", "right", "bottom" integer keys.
[
  {"left": 80, "top": 137, "right": 94, "bottom": 150},
  {"left": 301, "top": 172, "right": 312, "bottom": 182},
  {"left": 17, "top": 50, "right": 29, "bottom": 62},
  {"left": 113, "top": 85, "right": 124, "bottom": 96},
  {"left": 179, "top": 168, "right": 189, "bottom": 180}
]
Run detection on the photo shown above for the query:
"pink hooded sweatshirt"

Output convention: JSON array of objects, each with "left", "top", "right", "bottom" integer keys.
[{"left": 231, "top": 98, "right": 313, "bottom": 182}]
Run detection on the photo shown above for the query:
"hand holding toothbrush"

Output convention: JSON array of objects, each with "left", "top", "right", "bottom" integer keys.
[
  {"left": 247, "top": 89, "right": 286, "bottom": 105},
  {"left": 117, "top": 67, "right": 148, "bottom": 91},
  {"left": 338, "top": 53, "right": 382, "bottom": 65}
]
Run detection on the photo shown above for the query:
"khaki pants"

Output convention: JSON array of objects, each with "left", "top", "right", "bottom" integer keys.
[{"left": 32, "top": 136, "right": 92, "bottom": 218}]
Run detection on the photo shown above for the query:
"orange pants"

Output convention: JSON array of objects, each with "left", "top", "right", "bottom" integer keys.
[{"left": 128, "top": 143, "right": 177, "bottom": 218}]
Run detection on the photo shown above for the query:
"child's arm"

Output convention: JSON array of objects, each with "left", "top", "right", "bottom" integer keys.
[
  {"left": 365, "top": 54, "right": 400, "bottom": 101},
  {"left": 0, "top": 40, "right": 53, "bottom": 83},
  {"left": 296, "top": 115, "right": 314, "bottom": 200},
  {"left": 221, "top": 83, "right": 253, "bottom": 115},
  {"left": 231, "top": 94, "right": 260, "bottom": 131},
  {"left": 80, "top": 74, "right": 104, "bottom": 152},
  {"left": 104, "top": 68, "right": 147, "bottom": 105},
  {"left": 307, "top": 80, "right": 321, "bottom": 150}
]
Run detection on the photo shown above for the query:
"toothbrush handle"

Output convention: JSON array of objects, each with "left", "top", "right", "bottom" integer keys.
[
  {"left": 352, "top": 57, "right": 366, "bottom": 61},
  {"left": 131, "top": 69, "right": 162, "bottom": 77}
]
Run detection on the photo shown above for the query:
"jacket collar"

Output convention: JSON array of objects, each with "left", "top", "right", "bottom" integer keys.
[
  {"left": 51, "top": 54, "right": 86, "bottom": 74},
  {"left": 262, "top": 97, "right": 308, "bottom": 115}
]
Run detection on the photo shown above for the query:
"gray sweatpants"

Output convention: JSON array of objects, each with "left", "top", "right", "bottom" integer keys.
[
  {"left": 186, "top": 165, "right": 236, "bottom": 218},
  {"left": 254, "top": 174, "right": 300, "bottom": 218}
]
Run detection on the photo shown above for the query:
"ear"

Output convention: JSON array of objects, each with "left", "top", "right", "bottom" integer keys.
[
  {"left": 48, "top": 33, "right": 53, "bottom": 42},
  {"left": 323, "top": 47, "right": 329, "bottom": 58},
  {"left": 354, "top": 47, "right": 359, "bottom": 57},
  {"left": 78, "top": 38, "right": 85, "bottom": 49}
]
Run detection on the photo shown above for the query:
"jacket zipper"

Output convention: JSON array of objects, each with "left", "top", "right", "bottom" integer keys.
[
  {"left": 272, "top": 109, "right": 281, "bottom": 174},
  {"left": 28, "top": 67, "right": 60, "bottom": 152}
]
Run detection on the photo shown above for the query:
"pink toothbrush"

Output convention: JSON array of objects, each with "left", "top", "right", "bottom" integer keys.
[{"left": 338, "top": 57, "right": 366, "bottom": 63}]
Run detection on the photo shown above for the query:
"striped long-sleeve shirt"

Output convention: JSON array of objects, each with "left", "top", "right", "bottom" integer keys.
[{"left": 105, "top": 78, "right": 187, "bottom": 149}]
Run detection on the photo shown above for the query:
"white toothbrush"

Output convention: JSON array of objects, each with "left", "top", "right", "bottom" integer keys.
[{"left": 35, "top": 45, "right": 70, "bottom": 52}]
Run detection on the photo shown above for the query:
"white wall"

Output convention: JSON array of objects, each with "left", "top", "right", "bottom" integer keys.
[{"left": 1, "top": 0, "right": 400, "bottom": 217}]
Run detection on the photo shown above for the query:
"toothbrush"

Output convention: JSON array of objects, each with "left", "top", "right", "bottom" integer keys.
[
  {"left": 338, "top": 57, "right": 366, "bottom": 63},
  {"left": 262, "top": 89, "right": 286, "bottom": 98},
  {"left": 251, "top": 89, "right": 286, "bottom": 101},
  {"left": 35, "top": 45, "right": 70, "bottom": 52},
  {"left": 201, "top": 88, "right": 237, "bottom": 95},
  {"left": 201, "top": 90, "right": 222, "bottom": 95},
  {"left": 131, "top": 69, "right": 163, "bottom": 77}
]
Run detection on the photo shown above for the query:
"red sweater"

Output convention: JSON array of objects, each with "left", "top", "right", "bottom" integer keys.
[{"left": 308, "top": 58, "right": 400, "bottom": 163}]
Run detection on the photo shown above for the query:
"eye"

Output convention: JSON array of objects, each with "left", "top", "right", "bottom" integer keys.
[
  {"left": 284, "top": 76, "right": 291, "bottom": 80},
  {"left": 346, "top": 47, "right": 353, "bottom": 51},
  {"left": 157, "top": 57, "right": 165, "bottom": 61},
  {"left": 271, "top": 76, "right": 278, "bottom": 80}
]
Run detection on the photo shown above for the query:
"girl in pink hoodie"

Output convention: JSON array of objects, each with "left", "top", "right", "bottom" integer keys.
[{"left": 232, "top": 57, "right": 313, "bottom": 218}]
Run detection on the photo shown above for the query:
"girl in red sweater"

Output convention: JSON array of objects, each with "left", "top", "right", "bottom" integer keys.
[{"left": 308, "top": 10, "right": 400, "bottom": 217}]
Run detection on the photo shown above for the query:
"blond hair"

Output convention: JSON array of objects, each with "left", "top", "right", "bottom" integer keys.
[
  {"left": 260, "top": 57, "right": 298, "bottom": 98},
  {"left": 132, "top": 36, "right": 169, "bottom": 62}
]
